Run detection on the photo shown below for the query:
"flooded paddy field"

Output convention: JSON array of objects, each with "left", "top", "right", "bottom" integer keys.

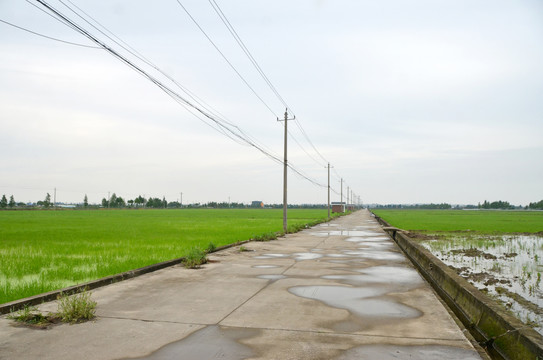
[
  {"left": 372, "top": 208, "right": 543, "bottom": 335},
  {"left": 420, "top": 233, "right": 543, "bottom": 334}
]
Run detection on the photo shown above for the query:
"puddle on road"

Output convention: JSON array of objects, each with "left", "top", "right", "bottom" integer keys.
[
  {"left": 129, "top": 325, "right": 256, "bottom": 360},
  {"left": 293, "top": 252, "right": 323, "bottom": 261},
  {"left": 258, "top": 274, "right": 287, "bottom": 281},
  {"left": 253, "top": 253, "right": 290, "bottom": 259},
  {"left": 345, "top": 236, "right": 390, "bottom": 242},
  {"left": 310, "top": 230, "right": 384, "bottom": 237},
  {"left": 252, "top": 265, "right": 280, "bottom": 269},
  {"left": 288, "top": 285, "right": 421, "bottom": 319},
  {"left": 336, "top": 344, "right": 481, "bottom": 360},
  {"left": 254, "top": 253, "right": 324, "bottom": 261},
  {"left": 323, "top": 266, "right": 424, "bottom": 290},
  {"left": 342, "top": 250, "right": 404, "bottom": 261}
]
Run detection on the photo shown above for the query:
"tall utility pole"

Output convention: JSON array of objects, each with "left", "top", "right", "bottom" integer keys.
[
  {"left": 340, "top": 178, "right": 343, "bottom": 205},
  {"left": 346, "top": 186, "right": 349, "bottom": 209},
  {"left": 278, "top": 109, "right": 295, "bottom": 233},
  {"left": 327, "top": 163, "right": 331, "bottom": 219},
  {"left": 180, "top": 192, "right": 183, "bottom": 208}
]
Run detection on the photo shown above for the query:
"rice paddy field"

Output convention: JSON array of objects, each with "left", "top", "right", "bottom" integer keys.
[
  {"left": 0, "top": 208, "right": 330, "bottom": 304},
  {"left": 372, "top": 209, "right": 543, "bottom": 334}
]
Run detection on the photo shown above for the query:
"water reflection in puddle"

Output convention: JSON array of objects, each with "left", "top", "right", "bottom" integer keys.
[
  {"left": 253, "top": 253, "right": 290, "bottom": 259},
  {"left": 252, "top": 265, "right": 280, "bottom": 269},
  {"left": 258, "top": 274, "right": 287, "bottom": 281},
  {"left": 342, "top": 250, "right": 404, "bottom": 261},
  {"left": 345, "top": 236, "right": 390, "bottom": 242},
  {"left": 323, "top": 266, "right": 424, "bottom": 289},
  {"left": 310, "top": 230, "right": 384, "bottom": 237},
  {"left": 254, "top": 253, "right": 323, "bottom": 261},
  {"left": 131, "top": 325, "right": 255, "bottom": 360},
  {"left": 293, "top": 253, "right": 323, "bottom": 261},
  {"left": 288, "top": 285, "right": 420, "bottom": 319}
]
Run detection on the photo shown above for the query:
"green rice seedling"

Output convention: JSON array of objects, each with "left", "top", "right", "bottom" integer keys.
[
  {"left": 206, "top": 242, "right": 217, "bottom": 253},
  {"left": 183, "top": 247, "right": 207, "bottom": 269},
  {"left": 372, "top": 209, "right": 543, "bottom": 233},
  {"left": 0, "top": 208, "right": 328, "bottom": 304},
  {"left": 56, "top": 289, "right": 97, "bottom": 323}
]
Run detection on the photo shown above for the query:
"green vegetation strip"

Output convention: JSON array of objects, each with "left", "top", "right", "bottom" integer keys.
[
  {"left": 371, "top": 209, "right": 543, "bottom": 233},
  {"left": 0, "top": 209, "right": 332, "bottom": 304}
]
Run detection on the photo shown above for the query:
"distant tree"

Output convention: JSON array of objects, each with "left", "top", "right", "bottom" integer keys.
[
  {"left": 162, "top": 196, "right": 167, "bottom": 209},
  {"left": 479, "top": 200, "right": 513, "bottom": 209},
  {"left": 127, "top": 199, "right": 134, "bottom": 207},
  {"left": 83, "top": 194, "right": 88, "bottom": 207},
  {"left": 110, "top": 193, "right": 118, "bottom": 207},
  {"left": 146, "top": 197, "right": 167, "bottom": 209},
  {"left": 44, "top": 193, "right": 51, "bottom": 208},
  {"left": 0, "top": 195, "right": 7, "bottom": 209},
  {"left": 167, "top": 201, "right": 180, "bottom": 208},
  {"left": 8, "top": 195, "right": 15, "bottom": 208},
  {"left": 134, "top": 195, "right": 145, "bottom": 208},
  {"left": 115, "top": 195, "right": 126, "bottom": 208},
  {"left": 529, "top": 200, "right": 543, "bottom": 210},
  {"left": 101, "top": 198, "right": 109, "bottom": 208}
]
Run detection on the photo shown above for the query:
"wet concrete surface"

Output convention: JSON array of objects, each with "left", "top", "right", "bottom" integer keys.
[
  {"left": 130, "top": 326, "right": 257, "bottom": 360},
  {"left": 0, "top": 210, "right": 487, "bottom": 360}
]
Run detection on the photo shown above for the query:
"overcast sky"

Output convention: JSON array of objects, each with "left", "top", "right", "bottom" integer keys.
[{"left": 1, "top": 0, "right": 542, "bottom": 206}]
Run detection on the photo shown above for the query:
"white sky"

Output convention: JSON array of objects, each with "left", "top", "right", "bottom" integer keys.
[{"left": 1, "top": 0, "right": 542, "bottom": 206}]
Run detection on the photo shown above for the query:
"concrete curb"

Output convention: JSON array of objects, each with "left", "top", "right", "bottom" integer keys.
[{"left": 372, "top": 212, "right": 543, "bottom": 360}]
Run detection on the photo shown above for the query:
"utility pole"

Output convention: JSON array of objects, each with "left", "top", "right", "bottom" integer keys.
[
  {"left": 340, "top": 178, "right": 343, "bottom": 206},
  {"left": 346, "top": 186, "right": 349, "bottom": 210},
  {"left": 278, "top": 108, "right": 295, "bottom": 233},
  {"left": 327, "top": 163, "right": 331, "bottom": 219}
]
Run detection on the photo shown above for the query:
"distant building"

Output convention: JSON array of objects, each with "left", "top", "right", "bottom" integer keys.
[
  {"left": 251, "top": 201, "right": 264, "bottom": 208},
  {"left": 331, "top": 202, "right": 345, "bottom": 213}
]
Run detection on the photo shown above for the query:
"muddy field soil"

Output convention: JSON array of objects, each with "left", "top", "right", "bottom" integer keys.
[{"left": 417, "top": 233, "right": 543, "bottom": 335}]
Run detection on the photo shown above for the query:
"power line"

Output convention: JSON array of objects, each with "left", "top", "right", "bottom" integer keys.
[
  {"left": 207, "top": 0, "right": 292, "bottom": 115},
  {"left": 293, "top": 118, "right": 329, "bottom": 165},
  {"left": 0, "top": 18, "right": 99, "bottom": 48},
  {"left": 204, "top": 1, "right": 332, "bottom": 170},
  {"left": 53, "top": 0, "right": 280, "bottom": 156},
  {"left": 31, "top": 0, "right": 329, "bottom": 194},
  {"left": 174, "top": 0, "right": 279, "bottom": 118}
]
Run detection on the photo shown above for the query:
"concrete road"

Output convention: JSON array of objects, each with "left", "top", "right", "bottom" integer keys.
[{"left": 0, "top": 210, "right": 487, "bottom": 359}]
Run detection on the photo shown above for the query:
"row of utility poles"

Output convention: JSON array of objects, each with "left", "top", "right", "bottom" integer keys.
[{"left": 279, "top": 109, "right": 361, "bottom": 233}]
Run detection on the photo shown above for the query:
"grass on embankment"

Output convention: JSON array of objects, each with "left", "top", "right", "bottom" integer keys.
[
  {"left": 371, "top": 209, "right": 543, "bottom": 233},
  {"left": 0, "top": 208, "right": 333, "bottom": 304}
]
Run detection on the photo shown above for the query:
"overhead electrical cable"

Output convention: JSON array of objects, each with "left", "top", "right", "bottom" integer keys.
[
  {"left": 174, "top": 0, "right": 279, "bottom": 118},
  {"left": 207, "top": 0, "right": 292, "bottom": 115},
  {"left": 0, "top": 17, "right": 99, "bottom": 48},
  {"left": 293, "top": 118, "right": 329, "bottom": 165},
  {"left": 56, "top": 0, "right": 277, "bottom": 154},
  {"left": 206, "top": 0, "right": 333, "bottom": 171},
  {"left": 32, "top": 0, "right": 331, "bottom": 193},
  {"left": 33, "top": 0, "right": 280, "bottom": 161}
]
